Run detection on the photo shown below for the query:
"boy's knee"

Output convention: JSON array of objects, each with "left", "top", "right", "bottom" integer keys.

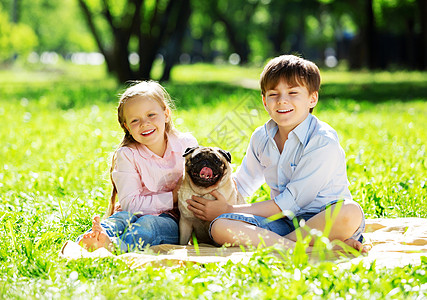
[
  {"left": 338, "top": 201, "right": 363, "bottom": 229},
  {"left": 210, "top": 219, "right": 229, "bottom": 243}
]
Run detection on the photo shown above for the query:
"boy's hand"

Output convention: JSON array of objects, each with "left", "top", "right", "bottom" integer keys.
[{"left": 187, "top": 190, "right": 231, "bottom": 221}]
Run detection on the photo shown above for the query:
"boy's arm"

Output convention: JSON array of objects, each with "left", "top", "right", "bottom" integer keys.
[
  {"left": 274, "top": 140, "right": 346, "bottom": 217},
  {"left": 233, "top": 131, "right": 265, "bottom": 197},
  {"left": 188, "top": 190, "right": 282, "bottom": 221}
]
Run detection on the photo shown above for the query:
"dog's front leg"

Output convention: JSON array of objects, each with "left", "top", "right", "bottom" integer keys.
[{"left": 179, "top": 218, "right": 193, "bottom": 245}]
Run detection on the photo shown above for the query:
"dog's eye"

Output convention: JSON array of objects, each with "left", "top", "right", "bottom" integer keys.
[
  {"left": 191, "top": 156, "right": 203, "bottom": 163},
  {"left": 211, "top": 156, "right": 223, "bottom": 165}
]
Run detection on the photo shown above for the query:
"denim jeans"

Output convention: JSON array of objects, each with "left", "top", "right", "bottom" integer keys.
[
  {"left": 210, "top": 200, "right": 365, "bottom": 243},
  {"left": 78, "top": 211, "right": 179, "bottom": 253}
]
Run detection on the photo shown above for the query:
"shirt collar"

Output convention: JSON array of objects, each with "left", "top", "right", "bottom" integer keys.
[
  {"left": 265, "top": 119, "right": 278, "bottom": 138},
  {"left": 265, "top": 114, "right": 314, "bottom": 144},
  {"left": 164, "top": 132, "right": 181, "bottom": 157},
  {"left": 136, "top": 132, "right": 178, "bottom": 159},
  {"left": 292, "top": 114, "right": 313, "bottom": 144}
]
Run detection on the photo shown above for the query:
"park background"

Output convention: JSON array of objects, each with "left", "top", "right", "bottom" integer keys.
[{"left": 0, "top": 0, "right": 426, "bottom": 299}]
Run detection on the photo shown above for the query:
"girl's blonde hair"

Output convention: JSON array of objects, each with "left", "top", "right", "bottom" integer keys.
[{"left": 105, "top": 81, "right": 175, "bottom": 217}]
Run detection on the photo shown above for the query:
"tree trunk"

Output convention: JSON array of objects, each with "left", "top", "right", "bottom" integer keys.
[
  {"left": 418, "top": 0, "right": 427, "bottom": 70},
  {"left": 12, "top": 0, "right": 21, "bottom": 23},
  {"left": 405, "top": 19, "right": 416, "bottom": 69},
  {"left": 271, "top": 18, "right": 285, "bottom": 54},
  {"left": 77, "top": 0, "right": 112, "bottom": 71},
  {"left": 138, "top": 38, "right": 156, "bottom": 80},
  {"left": 138, "top": 0, "right": 176, "bottom": 80},
  {"left": 78, "top": 0, "right": 192, "bottom": 83},
  {"left": 112, "top": 30, "right": 134, "bottom": 82},
  {"left": 160, "top": 0, "right": 192, "bottom": 82},
  {"left": 209, "top": 2, "right": 251, "bottom": 64},
  {"left": 216, "top": 14, "right": 250, "bottom": 63},
  {"left": 366, "top": 0, "right": 377, "bottom": 69}
]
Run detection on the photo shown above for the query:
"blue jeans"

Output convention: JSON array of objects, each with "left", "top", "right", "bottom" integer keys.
[
  {"left": 78, "top": 211, "right": 179, "bottom": 252},
  {"left": 210, "top": 201, "right": 365, "bottom": 243}
]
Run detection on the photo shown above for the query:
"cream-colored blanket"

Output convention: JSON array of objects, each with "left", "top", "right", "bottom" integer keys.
[{"left": 60, "top": 218, "right": 427, "bottom": 269}]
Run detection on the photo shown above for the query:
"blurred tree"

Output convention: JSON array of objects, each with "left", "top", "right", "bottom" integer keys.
[
  {"left": 0, "top": 4, "right": 37, "bottom": 63},
  {"left": 2, "top": 0, "right": 97, "bottom": 55},
  {"left": 192, "top": 0, "right": 260, "bottom": 64},
  {"left": 365, "top": 0, "right": 376, "bottom": 69},
  {"left": 160, "top": 0, "right": 192, "bottom": 81},
  {"left": 186, "top": 0, "right": 222, "bottom": 63},
  {"left": 318, "top": 0, "right": 373, "bottom": 69},
  {"left": 419, "top": 0, "right": 427, "bottom": 69},
  {"left": 210, "top": 0, "right": 259, "bottom": 64},
  {"left": 374, "top": 0, "right": 426, "bottom": 70},
  {"left": 77, "top": 0, "right": 191, "bottom": 82},
  {"left": 266, "top": 0, "right": 321, "bottom": 57},
  {"left": 11, "top": 0, "right": 20, "bottom": 23},
  {"left": 1, "top": 0, "right": 425, "bottom": 71},
  {"left": 327, "top": 0, "right": 424, "bottom": 70}
]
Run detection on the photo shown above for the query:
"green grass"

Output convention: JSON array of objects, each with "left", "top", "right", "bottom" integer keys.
[{"left": 0, "top": 63, "right": 426, "bottom": 299}]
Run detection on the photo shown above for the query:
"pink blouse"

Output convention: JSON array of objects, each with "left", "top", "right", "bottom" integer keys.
[{"left": 111, "top": 132, "right": 198, "bottom": 215}]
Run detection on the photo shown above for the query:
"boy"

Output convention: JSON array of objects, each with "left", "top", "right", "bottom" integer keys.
[{"left": 187, "top": 55, "right": 366, "bottom": 251}]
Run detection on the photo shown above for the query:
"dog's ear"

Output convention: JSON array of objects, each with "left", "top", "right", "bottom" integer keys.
[
  {"left": 218, "top": 149, "right": 231, "bottom": 163},
  {"left": 183, "top": 147, "right": 198, "bottom": 157}
]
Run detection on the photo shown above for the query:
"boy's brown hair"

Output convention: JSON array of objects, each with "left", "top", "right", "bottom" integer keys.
[{"left": 260, "top": 55, "right": 321, "bottom": 113}]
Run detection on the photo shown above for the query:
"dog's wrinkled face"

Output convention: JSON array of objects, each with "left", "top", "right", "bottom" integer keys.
[{"left": 183, "top": 147, "right": 231, "bottom": 188}]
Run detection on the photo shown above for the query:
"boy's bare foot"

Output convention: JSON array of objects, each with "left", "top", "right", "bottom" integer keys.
[
  {"left": 79, "top": 215, "right": 114, "bottom": 252},
  {"left": 342, "top": 238, "right": 369, "bottom": 253}
]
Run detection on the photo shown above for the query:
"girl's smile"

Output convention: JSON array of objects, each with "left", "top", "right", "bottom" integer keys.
[{"left": 141, "top": 129, "right": 156, "bottom": 136}]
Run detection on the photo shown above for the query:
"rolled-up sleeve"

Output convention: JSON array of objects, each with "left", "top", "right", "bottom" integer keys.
[
  {"left": 112, "top": 148, "right": 173, "bottom": 215},
  {"left": 273, "top": 140, "right": 341, "bottom": 216},
  {"left": 234, "top": 134, "right": 265, "bottom": 197}
]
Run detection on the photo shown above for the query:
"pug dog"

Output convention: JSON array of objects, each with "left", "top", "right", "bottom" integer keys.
[{"left": 178, "top": 146, "right": 245, "bottom": 245}]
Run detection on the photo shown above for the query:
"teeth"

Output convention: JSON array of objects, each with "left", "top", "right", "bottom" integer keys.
[
  {"left": 277, "top": 109, "right": 292, "bottom": 113},
  {"left": 142, "top": 129, "right": 155, "bottom": 135}
]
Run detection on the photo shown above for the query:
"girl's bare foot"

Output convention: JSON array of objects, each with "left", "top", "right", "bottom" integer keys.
[{"left": 79, "top": 215, "right": 114, "bottom": 252}]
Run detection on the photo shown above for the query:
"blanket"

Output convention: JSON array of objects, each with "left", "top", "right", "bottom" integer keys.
[{"left": 60, "top": 218, "right": 427, "bottom": 269}]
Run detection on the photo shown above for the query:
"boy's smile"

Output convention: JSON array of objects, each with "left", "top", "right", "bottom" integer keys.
[{"left": 263, "top": 79, "right": 318, "bottom": 139}]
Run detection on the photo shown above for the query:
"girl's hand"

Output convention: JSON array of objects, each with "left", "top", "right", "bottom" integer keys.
[
  {"left": 172, "top": 177, "right": 183, "bottom": 204},
  {"left": 114, "top": 203, "right": 122, "bottom": 212},
  {"left": 187, "top": 190, "right": 231, "bottom": 221}
]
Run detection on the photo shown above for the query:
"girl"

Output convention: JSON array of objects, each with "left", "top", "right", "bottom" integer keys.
[{"left": 78, "top": 81, "right": 198, "bottom": 252}]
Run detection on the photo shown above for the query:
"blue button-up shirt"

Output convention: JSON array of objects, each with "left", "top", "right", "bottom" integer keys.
[{"left": 234, "top": 114, "right": 352, "bottom": 218}]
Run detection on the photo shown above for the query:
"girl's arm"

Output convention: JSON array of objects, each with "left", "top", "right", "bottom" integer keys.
[{"left": 112, "top": 148, "right": 174, "bottom": 215}]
